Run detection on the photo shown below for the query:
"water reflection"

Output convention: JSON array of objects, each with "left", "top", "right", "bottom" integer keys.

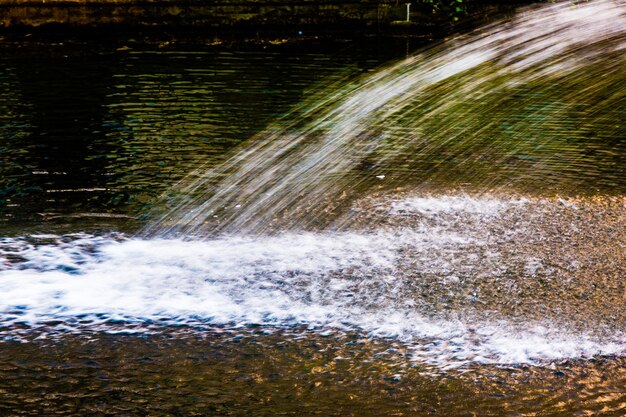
[
  {"left": 0, "top": 41, "right": 390, "bottom": 232},
  {"left": 1, "top": 332, "right": 624, "bottom": 416}
]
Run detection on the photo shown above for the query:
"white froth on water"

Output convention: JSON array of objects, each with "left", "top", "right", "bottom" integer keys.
[
  {"left": 1, "top": 196, "right": 624, "bottom": 367},
  {"left": 390, "top": 196, "right": 528, "bottom": 216}
]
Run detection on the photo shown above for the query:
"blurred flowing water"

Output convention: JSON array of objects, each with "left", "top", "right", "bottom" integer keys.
[
  {"left": 144, "top": 0, "right": 626, "bottom": 237},
  {"left": 0, "top": 0, "right": 625, "bottom": 415}
]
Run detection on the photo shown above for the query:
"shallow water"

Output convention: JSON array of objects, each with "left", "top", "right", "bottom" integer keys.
[
  {"left": 1, "top": 1, "right": 626, "bottom": 415},
  {"left": 2, "top": 333, "right": 626, "bottom": 416}
]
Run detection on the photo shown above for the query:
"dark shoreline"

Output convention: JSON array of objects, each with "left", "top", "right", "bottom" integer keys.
[
  {"left": 0, "top": 0, "right": 541, "bottom": 39},
  {"left": 0, "top": 3, "right": 539, "bottom": 53}
]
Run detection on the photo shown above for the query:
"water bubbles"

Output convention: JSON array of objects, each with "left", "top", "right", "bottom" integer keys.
[{"left": 1, "top": 195, "right": 625, "bottom": 367}]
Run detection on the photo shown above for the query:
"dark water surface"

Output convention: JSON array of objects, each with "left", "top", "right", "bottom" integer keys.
[
  {"left": 1, "top": 37, "right": 413, "bottom": 234},
  {"left": 0, "top": 23, "right": 625, "bottom": 417}
]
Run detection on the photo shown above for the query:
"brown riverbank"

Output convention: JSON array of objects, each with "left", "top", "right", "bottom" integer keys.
[{"left": 0, "top": 0, "right": 539, "bottom": 36}]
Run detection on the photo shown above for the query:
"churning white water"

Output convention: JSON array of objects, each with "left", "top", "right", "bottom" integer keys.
[{"left": 2, "top": 195, "right": 625, "bottom": 367}]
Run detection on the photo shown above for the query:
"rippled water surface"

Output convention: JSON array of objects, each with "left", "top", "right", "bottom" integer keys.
[
  {"left": 1, "top": 1, "right": 625, "bottom": 415},
  {"left": 1, "top": 38, "right": 398, "bottom": 233}
]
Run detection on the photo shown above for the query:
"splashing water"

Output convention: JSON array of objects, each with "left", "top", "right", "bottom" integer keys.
[
  {"left": 143, "top": 0, "right": 626, "bottom": 237},
  {"left": 1, "top": 0, "right": 625, "bottom": 370},
  {"left": 1, "top": 195, "right": 625, "bottom": 367}
]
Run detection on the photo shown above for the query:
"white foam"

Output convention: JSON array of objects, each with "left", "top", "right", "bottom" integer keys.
[
  {"left": 0, "top": 223, "right": 623, "bottom": 367},
  {"left": 390, "top": 196, "right": 527, "bottom": 216}
]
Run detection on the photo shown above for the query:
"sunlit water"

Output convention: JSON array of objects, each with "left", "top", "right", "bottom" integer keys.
[{"left": 0, "top": 0, "right": 625, "bottom": 415}]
